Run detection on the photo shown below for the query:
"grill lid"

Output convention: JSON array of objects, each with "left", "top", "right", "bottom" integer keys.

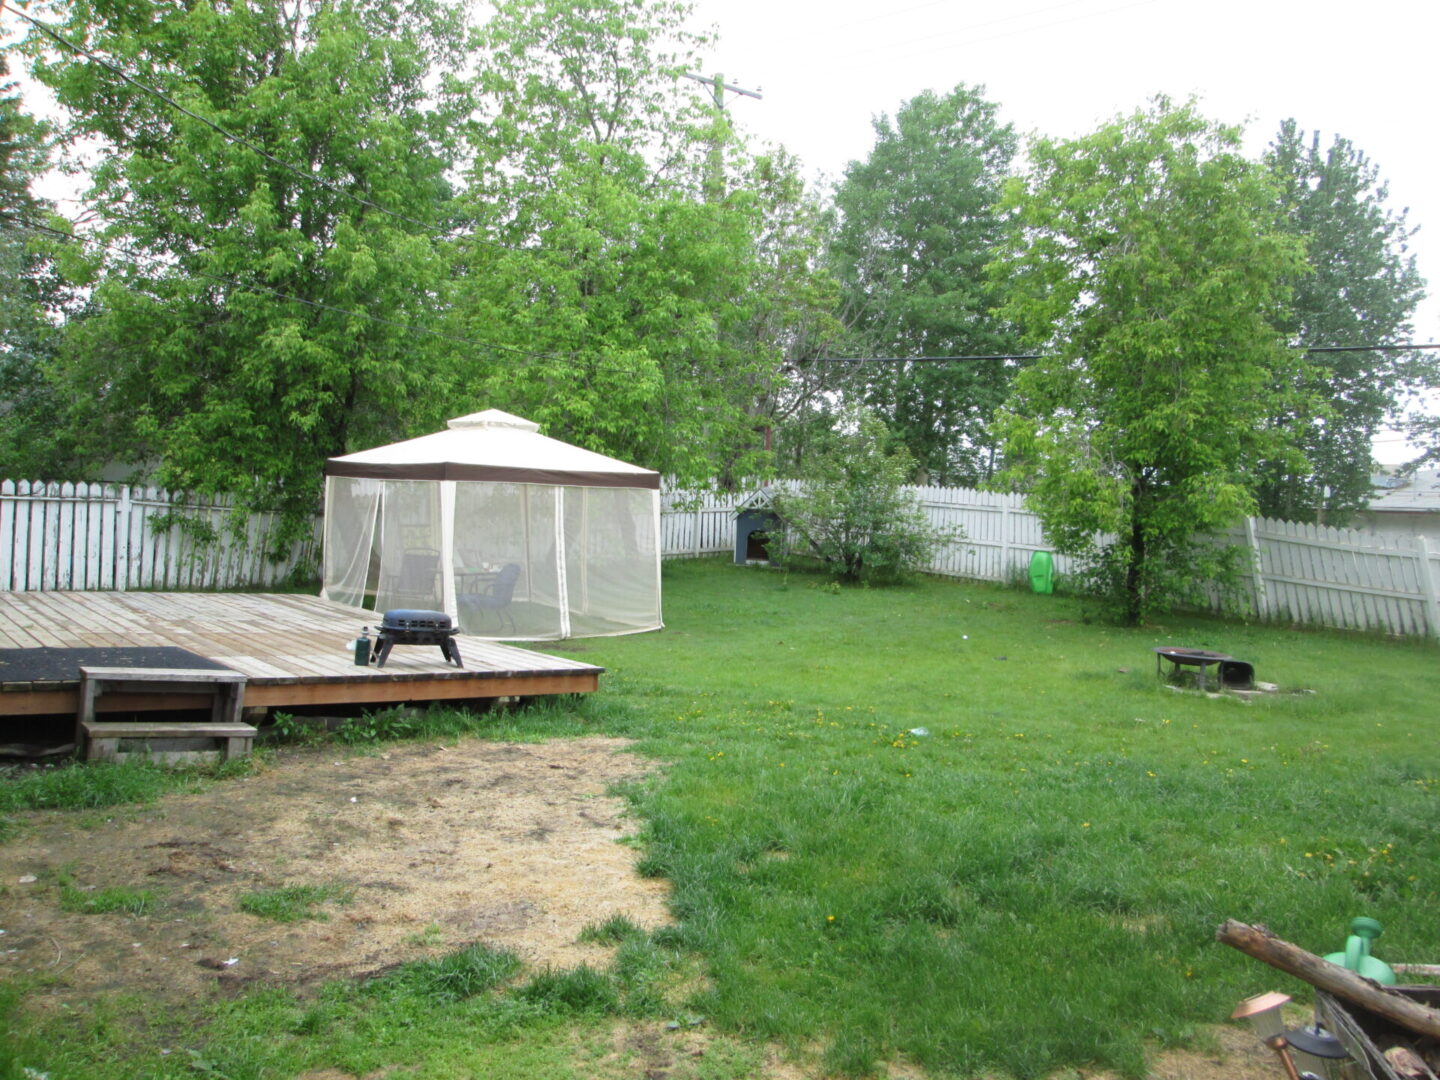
[{"left": 379, "top": 609, "right": 455, "bottom": 633}]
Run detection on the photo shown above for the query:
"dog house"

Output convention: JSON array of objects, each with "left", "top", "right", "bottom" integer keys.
[
  {"left": 733, "top": 489, "right": 780, "bottom": 565},
  {"left": 321, "top": 410, "right": 662, "bottom": 640}
]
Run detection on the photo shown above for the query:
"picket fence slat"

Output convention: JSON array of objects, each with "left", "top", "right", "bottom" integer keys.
[
  {"left": 0, "top": 479, "right": 316, "bottom": 595},
  {"left": 3, "top": 477, "right": 1436, "bottom": 639},
  {"left": 654, "top": 487, "right": 1439, "bottom": 640}
]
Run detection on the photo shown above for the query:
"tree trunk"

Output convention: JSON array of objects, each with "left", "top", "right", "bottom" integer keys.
[
  {"left": 1124, "top": 481, "right": 1145, "bottom": 625},
  {"left": 1215, "top": 919, "right": 1440, "bottom": 1039}
]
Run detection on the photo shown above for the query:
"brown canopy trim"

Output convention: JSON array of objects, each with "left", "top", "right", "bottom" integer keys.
[{"left": 325, "top": 460, "right": 661, "bottom": 490}]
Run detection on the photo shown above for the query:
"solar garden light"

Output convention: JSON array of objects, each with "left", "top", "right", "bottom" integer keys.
[
  {"left": 1232, "top": 993, "right": 1351, "bottom": 1080},
  {"left": 1232, "top": 992, "right": 1293, "bottom": 1041},
  {"left": 1283, "top": 1024, "right": 1350, "bottom": 1080}
]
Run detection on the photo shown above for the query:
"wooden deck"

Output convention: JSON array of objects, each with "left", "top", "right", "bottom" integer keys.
[{"left": 0, "top": 591, "right": 603, "bottom": 717}]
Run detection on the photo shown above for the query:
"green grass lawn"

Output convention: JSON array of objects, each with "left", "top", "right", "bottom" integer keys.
[
  {"left": 580, "top": 559, "right": 1440, "bottom": 1076},
  {"left": 4, "top": 557, "right": 1438, "bottom": 1079}
]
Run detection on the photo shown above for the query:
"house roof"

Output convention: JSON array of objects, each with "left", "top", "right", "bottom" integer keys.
[
  {"left": 324, "top": 410, "right": 661, "bottom": 490},
  {"left": 1368, "top": 468, "right": 1440, "bottom": 514}
]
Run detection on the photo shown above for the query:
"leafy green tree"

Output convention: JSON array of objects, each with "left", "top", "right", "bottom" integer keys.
[
  {"left": 21, "top": 0, "right": 465, "bottom": 540},
  {"left": 0, "top": 57, "right": 67, "bottom": 472},
  {"left": 452, "top": 0, "right": 783, "bottom": 485},
  {"left": 830, "top": 84, "right": 1020, "bottom": 485},
  {"left": 992, "top": 99, "right": 1307, "bottom": 625},
  {"left": 770, "top": 409, "right": 951, "bottom": 583},
  {"left": 734, "top": 147, "right": 846, "bottom": 480},
  {"left": 1257, "top": 122, "right": 1429, "bottom": 521}
]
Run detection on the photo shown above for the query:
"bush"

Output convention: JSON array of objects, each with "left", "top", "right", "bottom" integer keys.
[{"left": 770, "top": 410, "right": 955, "bottom": 584}]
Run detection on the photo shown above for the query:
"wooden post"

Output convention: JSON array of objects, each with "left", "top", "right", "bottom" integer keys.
[
  {"left": 1415, "top": 536, "right": 1440, "bottom": 641},
  {"left": 1001, "top": 497, "right": 1014, "bottom": 582},
  {"left": 1215, "top": 920, "right": 1440, "bottom": 1039},
  {"left": 116, "top": 485, "right": 133, "bottom": 590},
  {"left": 1246, "top": 517, "right": 1270, "bottom": 619}
]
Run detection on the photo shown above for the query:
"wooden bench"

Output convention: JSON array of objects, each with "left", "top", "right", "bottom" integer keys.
[{"left": 76, "top": 667, "right": 255, "bottom": 762}]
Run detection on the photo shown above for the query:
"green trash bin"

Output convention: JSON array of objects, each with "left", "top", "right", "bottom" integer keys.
[{"left": 1028, "top": 551, "right": 1054, "bottom": 594}]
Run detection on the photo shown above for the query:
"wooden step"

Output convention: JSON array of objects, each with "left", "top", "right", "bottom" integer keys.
[
  {"left": 80, "top": 719, "right": 257, "bottom": 763},
  {"left": 78, "top": 667, "right": 247, "bottom": 685},
  {"left": 76, "top": 666, "right": 249, "bottom": 753}
]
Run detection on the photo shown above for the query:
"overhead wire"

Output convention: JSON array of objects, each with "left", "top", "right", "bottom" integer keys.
[
  {"left": 810, "top": 344, "right": 1440, "bottom": 364},
  {"left": 15, "top": 213, "right": 1437, "bottom": 372},
  {"left": 843, "top": 0, "right": 1164, "bottom": 63},
  {"left": 831, "top": 0, "right": 1096, "bottom": 36}
]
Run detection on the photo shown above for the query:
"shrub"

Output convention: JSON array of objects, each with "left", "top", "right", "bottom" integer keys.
[{"left": 769, "top": 409, "right": 955, "bottom": 583}]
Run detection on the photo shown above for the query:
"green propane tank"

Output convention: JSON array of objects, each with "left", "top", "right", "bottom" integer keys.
[
  {"left": 1028, "top": 551, "right": 1054, "bottom": 595},
  {"left": 353, "top": 627, "right": 372, "bottom": 667},
  {"left": 1323, "top": 917, "right": 1397, "bottom": 985}
]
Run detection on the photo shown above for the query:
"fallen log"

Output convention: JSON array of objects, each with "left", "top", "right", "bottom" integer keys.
[{"left": 1216, "top": 920, "right": 1440, "bottom": 1040}]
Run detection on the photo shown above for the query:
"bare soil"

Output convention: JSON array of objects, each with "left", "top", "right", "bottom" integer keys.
[
  {"left": 0, "top": 736, "right": 670, "bottom": 1004},
  {"left": 0, "top": 735, "right": 1277, "bottom": 1080}
]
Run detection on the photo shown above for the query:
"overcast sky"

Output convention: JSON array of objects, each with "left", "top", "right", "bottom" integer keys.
[
  {"left": 8, "top": 0, "right": 1436, "bottom": 462},
  {"left": 686, "top": 0, "right": 1439, "bottom": 463}
]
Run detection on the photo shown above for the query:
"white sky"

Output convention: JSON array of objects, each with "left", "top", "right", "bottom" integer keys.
[{"left": 688, "top": 0, "right": 1440, "bottom": 464}]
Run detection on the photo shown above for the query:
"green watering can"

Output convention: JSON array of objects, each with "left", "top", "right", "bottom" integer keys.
[
  {"left": 1323, "top": 917, "right": 1397, "bottom": 985},
  {"left": 1028, "top": 551, "right": 1054, "bottom": 595}
]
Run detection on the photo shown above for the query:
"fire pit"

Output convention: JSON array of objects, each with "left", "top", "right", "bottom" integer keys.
[
  {"left": 373, "top": 610, "right": 463, "bottom": 669},
  {"left": 1153, "top": 646, "right": 1231, "bottom": 691}
]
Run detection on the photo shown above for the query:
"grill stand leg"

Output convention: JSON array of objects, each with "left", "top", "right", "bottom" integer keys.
[{"left": 373, "top": 637, "right": 395, "bottom": 669}]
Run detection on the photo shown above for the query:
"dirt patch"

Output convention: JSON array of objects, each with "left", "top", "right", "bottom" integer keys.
[
  {"left": 0, "top": 738, "right": 1283, "bottom": 1080},
  {"left": 0, "top": 736, "right": 669, "bottom": 1005}
]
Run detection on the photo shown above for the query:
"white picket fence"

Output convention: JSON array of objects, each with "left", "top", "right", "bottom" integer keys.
[
  {"left": 4, "top": 477, "right": 1438, "bottom": 639},
  {"left": 0, "top": 480, "right": 316, "bottom": 592},
  {"left": 659, "top": 484, "right": 1440, "bottom": 639},
  {"left": 1239, "top": 517, "right": 1440, "bottom": 638},
  {"left": 659, "top": 487, "right": 746, "bottom": 558}
]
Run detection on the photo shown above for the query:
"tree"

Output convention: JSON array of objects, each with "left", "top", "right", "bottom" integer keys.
[
  {"left": 451, "top": 0, "right": 784, "bottom": 485},
  {"left": 830, "top": 84, "right": 1021, "bottom": 485},
  {"left": 0, "top": 57, "right": 67, "bottom": 473},
  {"left": 769, "top": 408, "right": 951, "bottom": 584},
  {"left": 21, "top": 0, "right": 465, "bottom": 542},
  {"left": 732, "top": 147, "right": 846, "bottom": 481},
  {"left": 1257, "top": 121, "right": 1429, "bottom": 521},
  {"left": 991, "top": 99, "right": 1307, "bottom": 625}
]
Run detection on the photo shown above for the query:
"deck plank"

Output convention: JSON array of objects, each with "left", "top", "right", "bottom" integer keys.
[{"left": 0, "top": 591, "right": 605, "bottom": 717}]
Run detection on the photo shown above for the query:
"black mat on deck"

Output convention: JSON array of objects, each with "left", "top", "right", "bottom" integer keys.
[{"left": 0, "top": 647, "right": 236, "bottom": 685}]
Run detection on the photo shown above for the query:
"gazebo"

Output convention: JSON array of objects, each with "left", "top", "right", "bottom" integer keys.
[{"left": 321, "top": 410, "right": 662, "bottom": 640}]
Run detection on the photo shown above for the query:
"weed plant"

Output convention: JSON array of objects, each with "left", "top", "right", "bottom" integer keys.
[
  {"left": 238, "top": 883, "right": 354, "bottom": 923},
  {"left": 4, "top": 557, "right": 1438, "bottom": 1079},
  {"left": 0, "top": 757, "right": 252, "bottom": 842},
  {"left": 364, "top": 942, "right": 522, "bottom": 1004},
  {"left": 58, "top": 884, "right": 157, "bottom": 916}
]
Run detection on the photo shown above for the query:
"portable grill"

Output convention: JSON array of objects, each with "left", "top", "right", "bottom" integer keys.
[{"left": 372, "top": 609, "right": 463, "bottom": 669}]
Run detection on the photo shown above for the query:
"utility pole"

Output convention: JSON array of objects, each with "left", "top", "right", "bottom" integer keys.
[{"left": 681, "top": 72, "right": 761, "bottom": 202}]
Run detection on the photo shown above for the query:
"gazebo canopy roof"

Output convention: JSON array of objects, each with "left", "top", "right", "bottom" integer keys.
[{"left": 324, "top": 410, "right": 660, "bottom": 489}]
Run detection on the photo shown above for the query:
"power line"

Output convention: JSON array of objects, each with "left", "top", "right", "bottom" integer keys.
[
  {"left": 842, "top": 0, "right": 1162, "bottom": 63},
  {"left": 812, "top": 343, "right": 1440, "bottom": 364},
  {"left": 1302, "top": 344, "right": 1440, "bottom": 353},
  {"left": 832, "top": 0, "right": 1095, "bottom": 34},
  {"left": 18, "top": 216, "right": 1434, "bottom": 373},
  {"left": 7, "top": 5, "right": 515, "bottom": 250}
]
